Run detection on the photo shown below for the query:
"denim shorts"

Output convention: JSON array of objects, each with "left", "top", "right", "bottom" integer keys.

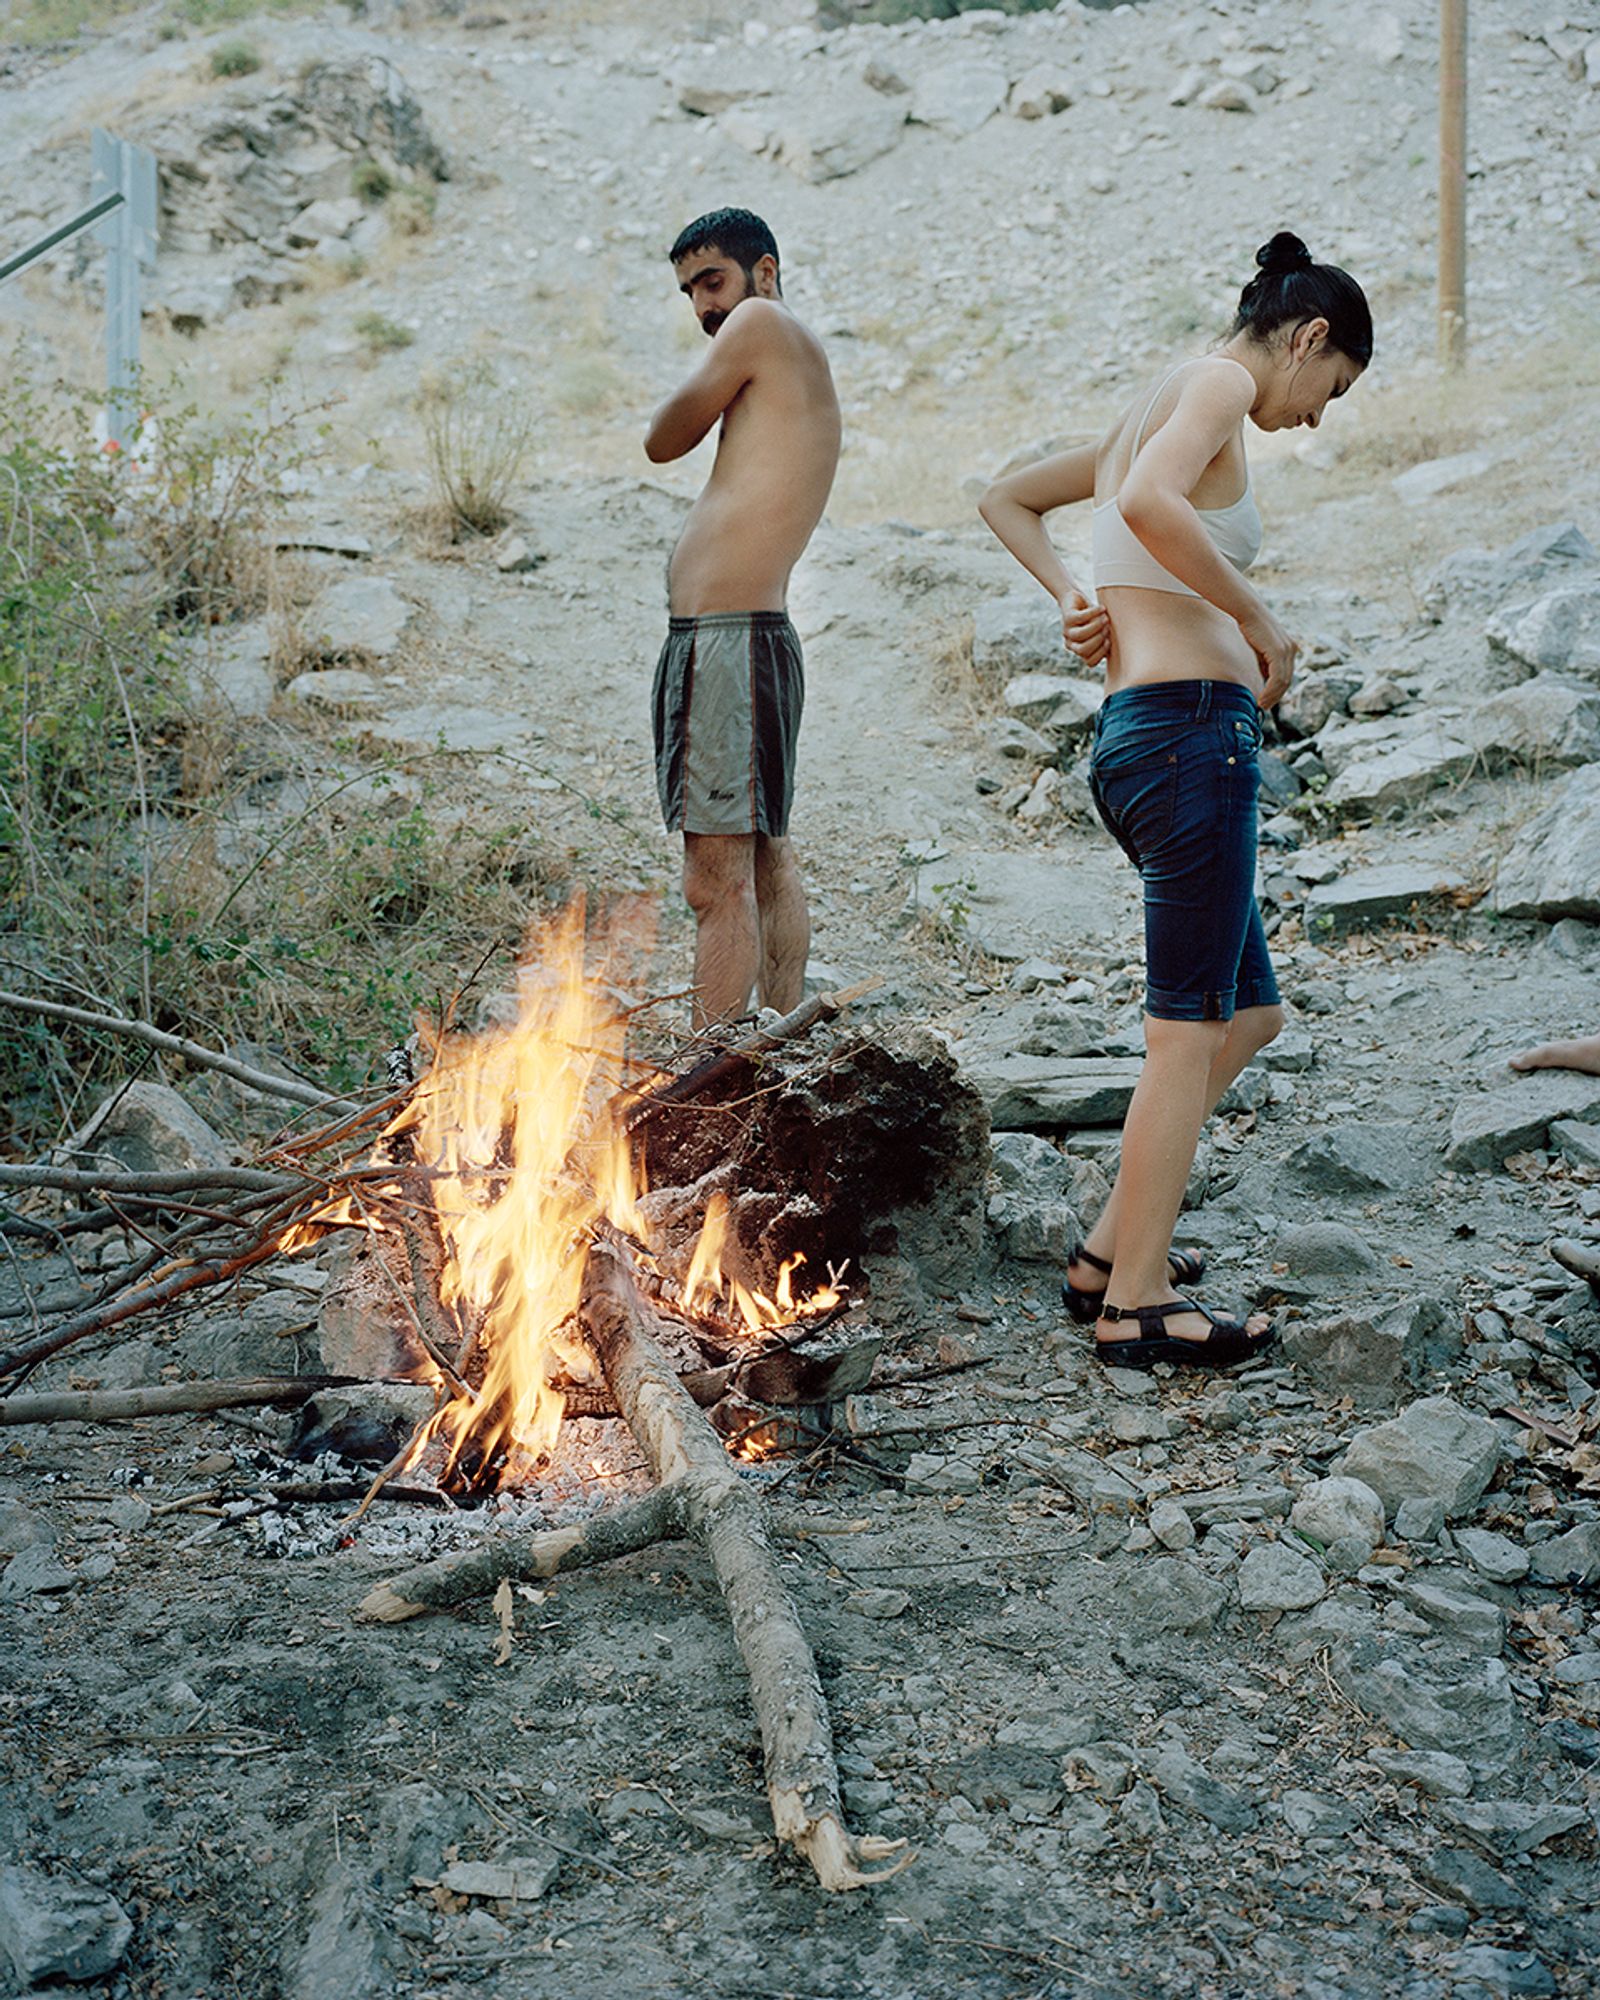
[{"left": 1088, "top": 679, "right": 1281, "bottom": 1023}]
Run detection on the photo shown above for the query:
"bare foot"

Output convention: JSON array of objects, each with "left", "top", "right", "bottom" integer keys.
[{"left": 1510, "top": 1033, "right": 1600, "bottom": 1077}]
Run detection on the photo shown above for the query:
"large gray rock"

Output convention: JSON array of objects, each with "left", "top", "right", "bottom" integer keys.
[
  {"left": 1446, "top": 1067, "right": 1600, "bottom": 1170},
  {"left": 1277, "top": 669, "right": 1360, "bottom": 740},
  {"left": 181, "top": 618, "right": 274, "bottom": 717},
  {"left": 1303, "top": 861, "right": 1469, "bottom": 938},
  {"left": 1466, "top": 674, "right": 1600, "bottom": 769},
  {"left": 909, "top": 59, "right": 1008, "bottom": 136},
  {"left": 1283, "top": 1297, "right": 1457, "bottom": 1407},
  {"left": 1238, "top": 1541, "right": 1327, "bottom": 1611},
  {"left": 1393, "top": 1579, "right": 1507, "bottom": 1654},
  {"left": 1423, "top": 520, "right": 1596, "bottom": 618},
  {"left": 1286, "top": 1123, "right": 1429, "bottom": 1193},
  {"left": 1290, "top": 1476, "right": 1386, "bottom": 1550},
  {"left": 0, "top": 1865, "right": 132, "bottom": 1984},
  {"left": 1491, "top": 763, "right": 1600, "bottom": 921},
  {"left": 1526, "top": 1521, "right": 1600, "bottom": 1587},
  {"left": 1275, "top": 1220, "right": 1380, "bottom": 1278},
  {"left": 1317, "top": 716, "right": 1475, "bottom": 812},
  {"left": 61, "top": 1081, "right": 232, "bottom": 1177},
  {"left": 1147, "top": 1744, "right": 1259, "bottom": 1832},
  {"left": 1454, "top": 1526, "right": 1530, "bottom": 1585},
  {"left": 1120, "top": 1559, "right": 1228, "bottom": 1635},
  {"left": 671, "top": 56, "right": 772, "bottom": 116},
  {"left": 973, "top": 593, "right": 1068, "bottom": 679},
  {"left": 771, "top": 84, "right": 906, "bottom": 183},
  {"left": 1340, "top": 1396, "right": 1502, "bottom": 1520},
  {"left": 963, "top": 1055, "right": 1143, "bottom": 1132},
  {"left": 0, "top": 1545, "right": 77, "bottom": 1599},
  {"left": 307, "top": 575, "right": 411, "bottom": 659},
  {"left": 1334, "top": 1649, "right": 1523, "bottom": 1773},
  {"left": 288, "top": 1861, "right": 398, "bottom": 2000},
  {"left": 1002, "top": 673, "right": 1102, "bottom": 741},
  {"left": 1008, "top": 64, "right": 1073, "bottom": 119},
  {"left": 1487, "top": 582, "right": 1600, "bottom": 680}
]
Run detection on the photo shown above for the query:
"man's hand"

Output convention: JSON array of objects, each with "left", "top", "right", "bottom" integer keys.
[
  {"left": 1238, "top": 607, "right": 1298, "bottom": 710},
  {"left": 1061, "top": 590, "right": 1111, "bottom": 669}
]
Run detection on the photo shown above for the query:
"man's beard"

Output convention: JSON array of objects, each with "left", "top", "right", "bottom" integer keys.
[{"left": 701, "top": 274, "right": 756, "bottom": 337}]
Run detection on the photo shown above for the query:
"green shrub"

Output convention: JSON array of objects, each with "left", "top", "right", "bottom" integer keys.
[
  {"left": 209, "top": 36, "right": 260, "bottom": 75},
  {"left": 351, "top": 157, "right": 395, "bottom": 205},
  {"left": 354, "top": 312, "right": 415, "bottom": 355}
]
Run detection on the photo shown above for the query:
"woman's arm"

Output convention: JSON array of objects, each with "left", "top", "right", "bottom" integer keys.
[
  {"left": 978, "top": 443, "right": 1110, "bottom": 667},
  {"left": 1117, "top": 366, "right": 1297, "bottom": 705}
]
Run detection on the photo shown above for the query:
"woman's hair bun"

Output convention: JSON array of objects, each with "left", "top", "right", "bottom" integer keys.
[{"left": 1256, "top": 231, "right": 1313, "bottom": 275}]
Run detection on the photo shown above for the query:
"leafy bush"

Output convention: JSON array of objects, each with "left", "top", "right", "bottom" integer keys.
[
  {"left": 351, "top": 157, "right": 395, "bottom": 205},
  {"left": 209, "top": 36, "right": 260, "bottom": 75},
  {"left": 418, "top": 362, "right": 536, "bottom": 540},
  {"left": 355, "top": 311, "right": 414, "bottom": 355},
  {"left": 0, "top": 367, "right": 564, "bottom": 1150}
]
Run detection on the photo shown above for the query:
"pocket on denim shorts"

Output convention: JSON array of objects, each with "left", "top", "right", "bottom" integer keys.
[{"left": 1091, "top": 747, "right": 1179, "bottom": 858}]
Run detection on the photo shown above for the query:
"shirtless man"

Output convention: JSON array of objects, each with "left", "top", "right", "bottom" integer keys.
[{"left": 645, "top": 208, "right": 841, "bottom": 1027}]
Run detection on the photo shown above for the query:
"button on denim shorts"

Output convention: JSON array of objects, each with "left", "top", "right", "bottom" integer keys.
[{"left": 1088, "top": 679, "right": 1282, "bottom": 1023}]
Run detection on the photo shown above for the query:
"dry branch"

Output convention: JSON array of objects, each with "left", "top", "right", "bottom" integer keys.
[
  {"left": 0, "top": 1375, "right": 347, "bottom": 1426},
  {"left": 358, "top": 1489, "right": 684, "bottom": 1621},
  {"left": 0, "top": 990, "right": 350, "bottom": 1111},
  {"left": 578, "top": 1243, "right": 907, "bottom": 1892},
  {"left": 622, "top": 977, "right": 881, "bottom": 1130}
]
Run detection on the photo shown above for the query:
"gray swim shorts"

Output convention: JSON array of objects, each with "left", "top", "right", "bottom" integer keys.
[{"left": 650, "top": 611, "right": 804, "bottom": 836}]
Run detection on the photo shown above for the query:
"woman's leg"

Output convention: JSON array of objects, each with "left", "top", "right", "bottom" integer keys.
[{"left": 1072, "top": 1000, "right": 1283, "bottom": 1278}]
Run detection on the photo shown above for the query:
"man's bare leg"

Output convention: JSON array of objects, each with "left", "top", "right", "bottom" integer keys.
[
  {"left": 1077, "top": 1006, "right": 1283, "bottom": 1337},
  {"left": 1510, "top": 1033, "right": 1600, "bottom": 1077},
  {"left": 754, "top": 834, "right": 808, "bottom": 1013},
  {"left": 683, "top": 832, "right": 758, "bottom": 1028}
]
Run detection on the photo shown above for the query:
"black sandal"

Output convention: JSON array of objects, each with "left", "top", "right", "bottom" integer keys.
[
  {"left": 1093, "top": 1296, "right": 1276, "bottom": 1371},
  {"left": 1062, "top": 1242, "right": 1207, "bottom": 1325}
]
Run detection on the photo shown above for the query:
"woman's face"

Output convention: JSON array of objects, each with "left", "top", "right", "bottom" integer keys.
[{"left": 1255, "top": 319, "right": 1365, "bottom": 431}]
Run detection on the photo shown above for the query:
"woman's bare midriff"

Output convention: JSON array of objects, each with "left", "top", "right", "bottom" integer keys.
[{"left": 1099, "top": 585, "right": 1261, "bottom": 698}]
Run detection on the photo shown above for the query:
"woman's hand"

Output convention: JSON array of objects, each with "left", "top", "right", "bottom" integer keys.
[
  {"left": 1061, "top": 590, "right": 1111, "bottom": 668},
  {"left": 1238, "top": 607, "right": 1297, "bottom": 709}
]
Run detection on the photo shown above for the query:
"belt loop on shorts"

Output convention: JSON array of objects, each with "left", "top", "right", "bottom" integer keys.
[{"left": 1194, "top": 681, "right": 1213, "bottom": 721}]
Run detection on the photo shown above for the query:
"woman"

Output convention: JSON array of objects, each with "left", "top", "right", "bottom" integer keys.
[{"left": 979, "top": 232, "right": 1372, "bottom": 1367}]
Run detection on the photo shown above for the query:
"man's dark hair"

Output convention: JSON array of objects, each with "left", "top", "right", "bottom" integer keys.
[{"left": 668, "top": 208, "right": 781, "bottom": 291}]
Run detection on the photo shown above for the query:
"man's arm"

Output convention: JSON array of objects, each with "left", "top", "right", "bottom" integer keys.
[{"left": 644, "top": 300, "right": 775, "bottom": 464}]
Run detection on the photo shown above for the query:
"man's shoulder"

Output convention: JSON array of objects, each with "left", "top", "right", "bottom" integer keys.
[{"left": 724, "top": 297, "right": 822, "bottom": 358}]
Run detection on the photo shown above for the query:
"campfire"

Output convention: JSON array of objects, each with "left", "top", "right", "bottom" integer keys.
[{"left": 1, "top": 907, "right": 990, "bottom": 1890}]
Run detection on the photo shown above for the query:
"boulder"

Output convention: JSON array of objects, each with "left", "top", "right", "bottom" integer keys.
[
  {"left": 61, "top": 1081, "right": 232, "bottom": 1178},
  {"left": 307, "top": 575, "right": 411, "bottom": 660},
  {"left": 1423, "top": 520, "right": 1596, "bottom": 619},
  {"left": 1491, "top": 763, "right": 1600, "bottom": 921},
  {"left": 287, "top": 196, "right": 363, "bottom": 245},
  {"left": 1487, "top": 582, "right": 1600, "bottom": 680},
  {"left": 1391, "top": 448, "right": 1495, "bottom": 504},
  {"left": 0, "top": 1865, "right": 131, "bottom": 1984},
  {"left": 1286, "top": 1123, "right": 1429, "bottom": 1193},
  {"left": 1466, "top": 674, "right": 1600, "bottom": 769},
  {"left": 286, "top": 667, "right": 383, "bottom": 715},
  {"left": 1238, "top": 1542, "right": 1327, "bottom": 1611},
  {"left": 1393, "top": 1579, "right": 1506, "bottom": 1654},
  {"left": 1008, "top": 65, "right": 1073, "bottom": 118},
  {"left": 974, "top": 593, "right": 1067, "bottom": 680},
  {"left": 1284, "top": 1298, "right": 1457, "bottom": 1407},
  {"left": 1340, "top": 1396, "right": 1502, "bottom": 1519},
  {"left": 771, "top": 83, "right": 906, "bottom": 183},
  {"left": 1317, "top": 717, "right": 1475, "bottom": 813},
  {"left": 1526, "top": 1521, "right": 1600, "bottom": 1588},
  {"left": 1276, "top": 669, "right": 1359, "bottom": 740},
  {"left": 181, "top": 618, "right": 275, "bottom": 717},
  {"left": 1303, "top": 861, "right": 1469, "bottom": 938},
  {"left": 1274, "top": 1220, "right": 1380, "bottom": 1278},
  {"left": 1290, "top": 1476, "right": 1385, "bottom": 1550},
  {"left": 1002, "top": 673, "right": 1102, "bottom": 740},
  {"left": 1334, "top": 1649, "right": 1523, "bottom": 1773},
  {"left": 1454, "top": 1526, "right": 1530, "bottom": 1585},
  {"left": 1446, "top": 1067, "right": 1600, "bottom": 1170},
  {"left": 962, "top": 1055, "right": 1143, "bottom": 1132},
  {"left": 909, "top": 60, "right": 1008, "bottom": 136},
  {"left": 671, "top": 57, "right": 772, "bottom": 117}
]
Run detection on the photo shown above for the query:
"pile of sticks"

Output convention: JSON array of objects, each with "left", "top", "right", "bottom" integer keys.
[{"left": 1, "top": 979, "right": 910, "bottom": 1891}]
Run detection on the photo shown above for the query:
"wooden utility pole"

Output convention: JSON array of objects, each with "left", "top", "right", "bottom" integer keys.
[{"left": 1439, "top": 0, "right": 1468, "bottom": 365}]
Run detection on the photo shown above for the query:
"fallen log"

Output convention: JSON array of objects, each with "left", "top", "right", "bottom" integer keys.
[
  {"left": 577, "top": 1242, "right": 907, "bottom": 1891},
  {"left": 0, "top": 1376, "right": 348, "bottom": 1426},
  {"left": 1551, "top": 1237, "right": 1600, "bottom": 1295}
]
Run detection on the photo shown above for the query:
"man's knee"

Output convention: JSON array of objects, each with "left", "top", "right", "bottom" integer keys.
[
  {"left": 753, "top": 834, "right": 800, "bottom": 894},
  {"left": 683, "top": 837, "right": 756, "bottom": 920}
]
